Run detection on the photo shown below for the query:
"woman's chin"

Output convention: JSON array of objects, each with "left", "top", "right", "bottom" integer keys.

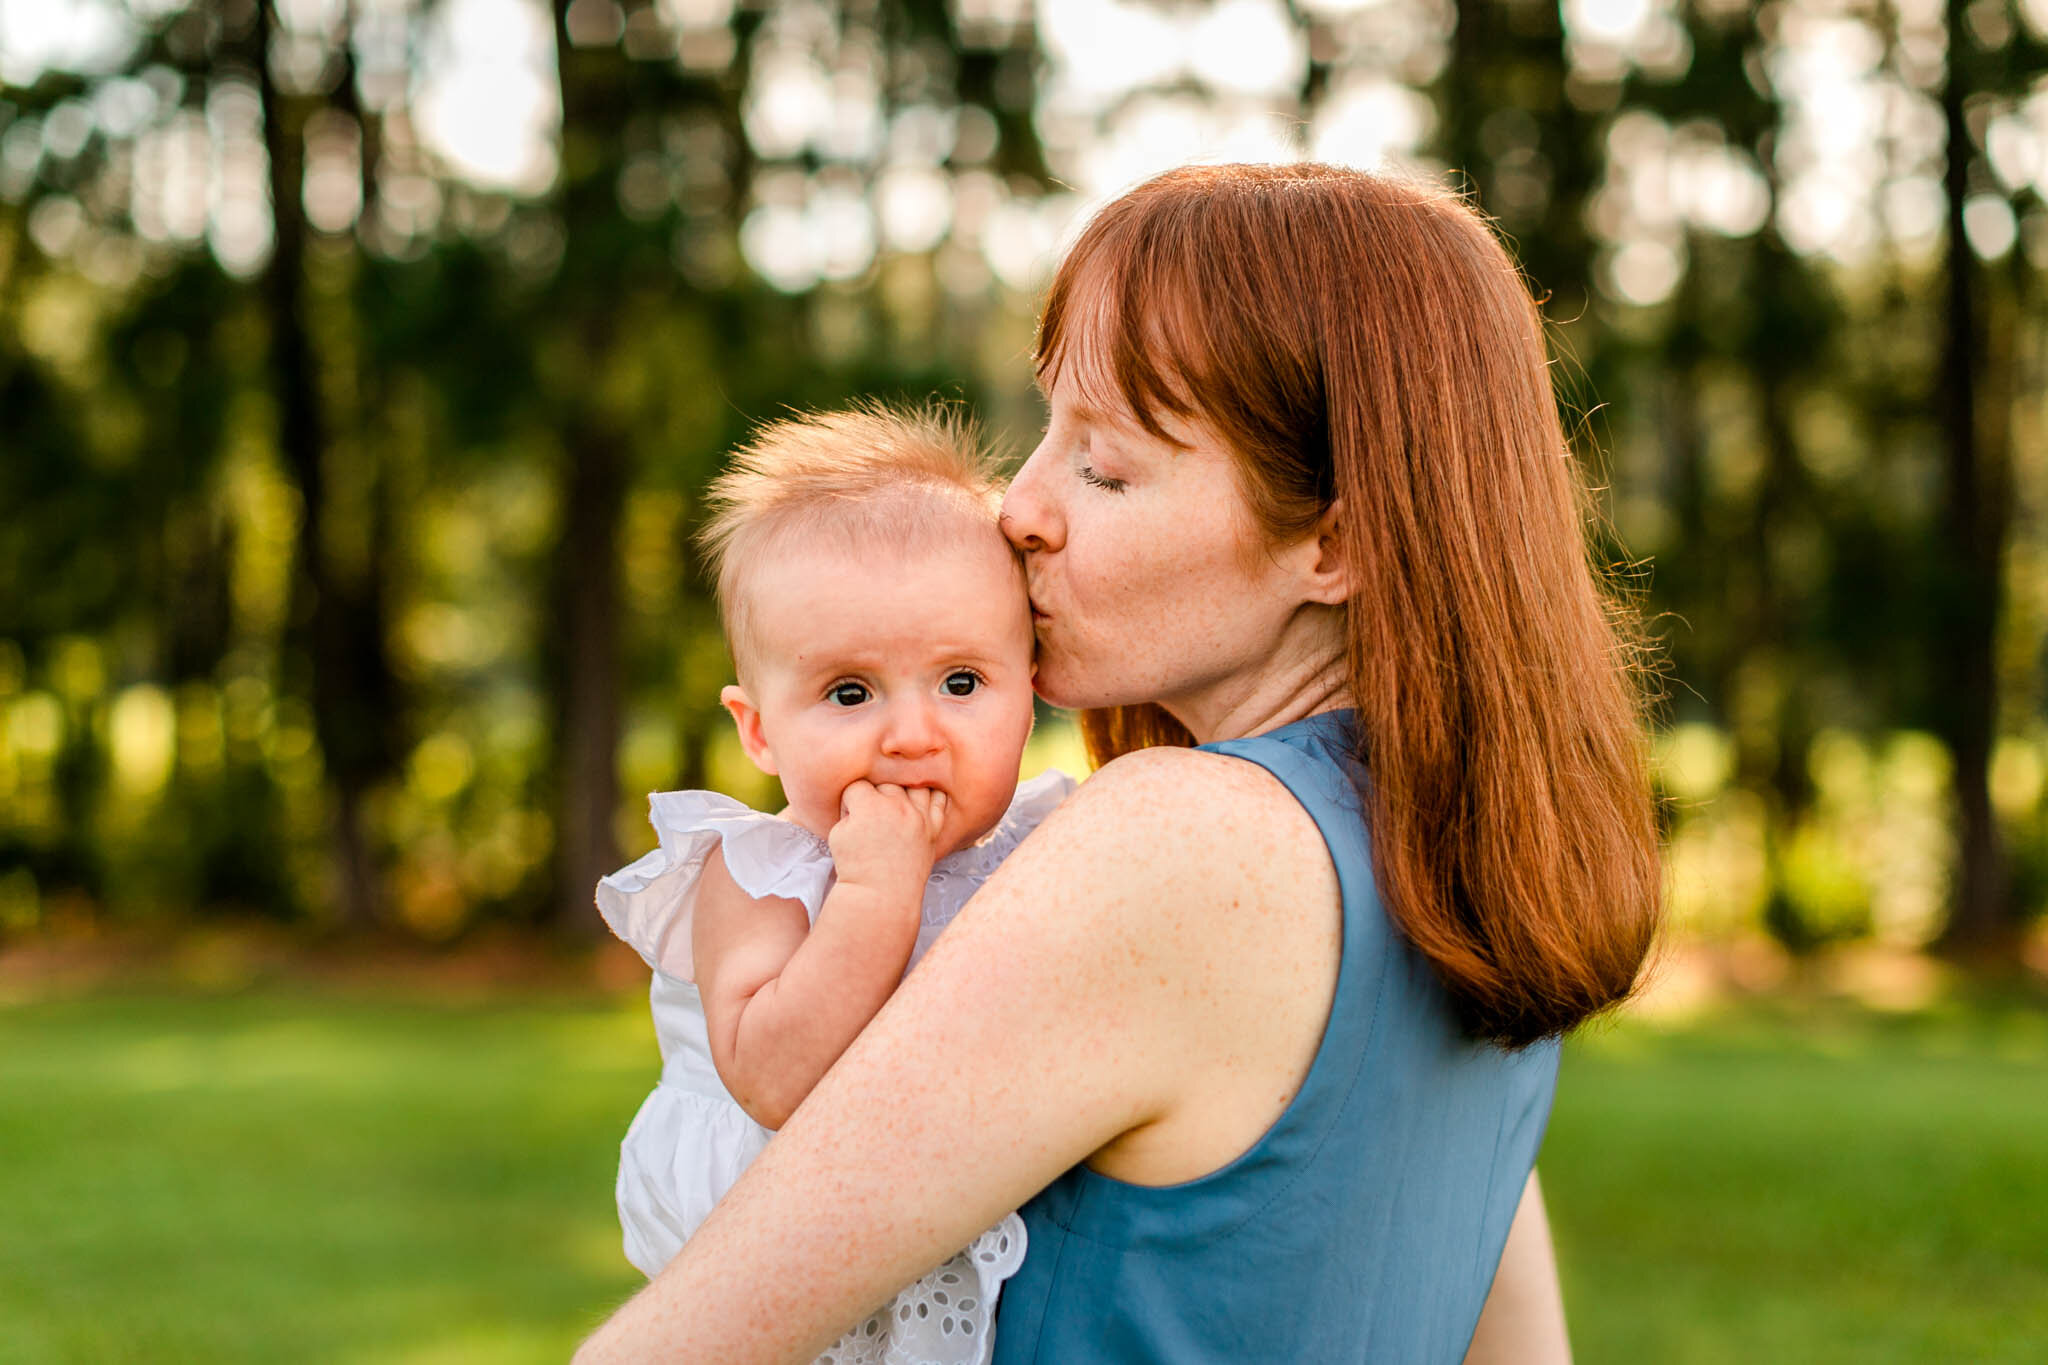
[
  {"left": 1029, "top": 663, "right": 1089, "bottom": 711},
  {"left": 1032, "top": 658, "right": 1142, "bottom": 713}
]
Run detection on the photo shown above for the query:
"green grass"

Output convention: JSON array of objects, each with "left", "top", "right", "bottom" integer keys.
[
  {"left": 0, "top": 988, "right": 653, "bottom": 1364},
  {"left": 2, "top": 985, "right": 2043, "bottom": 1363},
  {"left": 1544, "top": 1000, "right": 2048, "bottom": 1363}
]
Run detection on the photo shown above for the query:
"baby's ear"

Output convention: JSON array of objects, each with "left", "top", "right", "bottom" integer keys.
[{"left": 720, "top": 685, "right": 778, "bottom": 777}]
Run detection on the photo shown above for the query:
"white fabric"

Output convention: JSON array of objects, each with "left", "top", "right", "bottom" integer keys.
[{"left": 598, "top": 769, "right": 1075, "bottom": 1365}]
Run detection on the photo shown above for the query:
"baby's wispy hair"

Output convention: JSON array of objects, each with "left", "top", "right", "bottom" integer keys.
[{"left": 697, "top": 401, "right": 1011, "bottom": 681}]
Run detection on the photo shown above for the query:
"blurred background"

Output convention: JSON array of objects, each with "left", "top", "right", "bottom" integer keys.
[{"left": 1, "top": 1, "right": 2044, "bottom": 1361}]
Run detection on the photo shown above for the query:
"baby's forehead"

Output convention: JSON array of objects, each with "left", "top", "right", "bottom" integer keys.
[
  {"left": 729, "top": 513, "right": 1027, "bottom": 673},
  {"left": 750, "top": 533, "right": 1022, "bottom": 610},
  {"left": 748, "top": 497, "right": 1017, "bottom": 576}
]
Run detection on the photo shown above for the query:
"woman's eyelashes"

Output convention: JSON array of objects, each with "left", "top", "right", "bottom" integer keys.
[{"left": 1076, "top": 462, "right": 1127, "bottom": 493}]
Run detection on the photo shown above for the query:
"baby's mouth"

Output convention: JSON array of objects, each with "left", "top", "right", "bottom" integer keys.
[{"left": 878, "top": 778, "right": 946, "bottom": 797}]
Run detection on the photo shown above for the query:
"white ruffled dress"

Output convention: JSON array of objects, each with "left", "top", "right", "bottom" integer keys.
[{"left": 597, "top": 769, "right": 1074, "bottom": 1365}]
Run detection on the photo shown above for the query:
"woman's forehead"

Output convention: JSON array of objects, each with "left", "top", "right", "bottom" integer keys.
[
  {"left": 1039, "top": 264, "right": 1206, "bottom": 442},
  {"left": 1043, "top": 355, "right": 1206, "bottom": 454}
]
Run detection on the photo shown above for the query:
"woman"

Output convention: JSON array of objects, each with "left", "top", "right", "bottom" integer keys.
[{"left": 577, "top": 162, "right": 1660, "bottom": 1362}]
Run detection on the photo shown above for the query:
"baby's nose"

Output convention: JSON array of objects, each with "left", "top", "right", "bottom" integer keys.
[{"left": 880, "top": 697, "right": 944, "bottom": 757}]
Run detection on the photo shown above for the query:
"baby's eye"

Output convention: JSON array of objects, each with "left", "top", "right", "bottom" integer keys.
[
  {"left": 942, "top": 670, "right": 982, "bottom": 697},
  {"left": 827, "top": 681, "right": 871, "bottom": 707}
]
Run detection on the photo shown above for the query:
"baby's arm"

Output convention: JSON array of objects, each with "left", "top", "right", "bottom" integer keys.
[{"left": 693, "top": 782, "right": 947, "bottom": 1131}]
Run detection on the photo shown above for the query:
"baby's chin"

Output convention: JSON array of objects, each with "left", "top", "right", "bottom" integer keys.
[
  {"left": 943, "top": 785, "right": 1028, "bottom": 854},
  {"left": 937, "top": 820, "right": 999, "bottom": 858},
  {"left": 782, "top": 802, "right": 837, "bottom": 846}
]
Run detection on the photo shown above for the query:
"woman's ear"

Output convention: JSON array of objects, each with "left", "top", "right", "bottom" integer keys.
[
  {"left": 1300, "top": 498, "right": 1355, "bottom": 606},
  {"left": 720, "top": 685, "right": 778, "bottom": 777}
]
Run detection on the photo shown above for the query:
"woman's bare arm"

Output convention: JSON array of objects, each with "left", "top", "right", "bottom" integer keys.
[
  {"left": 1463, "top": 1171, "right": 1572, "bottom": 1365},
  {"left": 574, "top": 750, "right": 1328, "bottom": 1363}
]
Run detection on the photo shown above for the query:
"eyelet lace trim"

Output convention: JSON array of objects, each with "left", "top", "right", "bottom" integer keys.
[{"left": 813, "top": 1217, "right": 1024, "bottom": 1365}]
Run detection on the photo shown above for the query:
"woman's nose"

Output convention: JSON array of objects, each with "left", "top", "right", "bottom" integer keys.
[
  {"left": 880, "top": 696, "right": 943, "bottom": 758},
  {"left": 1000, "top": 443, "right": 1063, "bottom": 554}
]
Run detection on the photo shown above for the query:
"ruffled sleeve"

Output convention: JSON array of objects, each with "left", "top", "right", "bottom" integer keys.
[
  {"left": 1004, "top": 768, "right": 1078, "bottom": 835},
  {"left": 594, "top": 791, "right": 835, "bottom": 982}
]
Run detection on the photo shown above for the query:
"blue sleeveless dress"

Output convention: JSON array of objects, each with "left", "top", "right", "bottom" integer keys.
[{"left": 991, "top": 711, "right": 1560, "bottom": 1363}]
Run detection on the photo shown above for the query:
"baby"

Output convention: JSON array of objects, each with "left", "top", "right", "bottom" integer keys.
[{"left": 595, "top": 404, "right": 1070, "bottom": 1365}]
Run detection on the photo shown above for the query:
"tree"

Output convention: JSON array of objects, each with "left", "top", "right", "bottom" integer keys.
[
  {"left": 1929, "top": 0, "right": 2044, "bottom": 955},
  {"left": 254, "top": 0, "right": 402, "bottom": 930}
]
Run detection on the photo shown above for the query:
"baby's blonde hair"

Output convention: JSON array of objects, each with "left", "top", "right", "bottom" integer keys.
[{"left": 698, "top": 402, "right": 1011, "bottom": 681}]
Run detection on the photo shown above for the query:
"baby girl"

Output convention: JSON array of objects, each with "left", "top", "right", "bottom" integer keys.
[{"left": 595, "top": 404, "right": 1070, "bottom": 1364}]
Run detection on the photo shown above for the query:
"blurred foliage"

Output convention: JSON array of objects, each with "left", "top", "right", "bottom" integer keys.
[{"left": 0, "top": 0, "right": 2044, "bottom": 957}]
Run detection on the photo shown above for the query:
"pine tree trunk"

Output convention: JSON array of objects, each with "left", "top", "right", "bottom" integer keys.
[
  {"left": 1931, "top": 0, "right": 2015, "bottom": 958},
  {"left": 258, "top": 0, "right": 393, "bottom": 932},
  {"left": 550, "top": 414, "right": 626, "bottom": 935},
  {"left": 546, "top": 1, "right": 628, "bottom": 934}
]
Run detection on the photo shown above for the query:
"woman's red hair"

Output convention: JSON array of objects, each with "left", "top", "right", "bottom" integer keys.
[{"left": 1040, "top": 163, "right": 1661, "bottom": 1047}]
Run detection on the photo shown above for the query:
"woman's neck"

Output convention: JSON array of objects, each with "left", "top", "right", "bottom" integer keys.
[{"left": 1162, "top": 610, "right": 1353, "bottom": 746}]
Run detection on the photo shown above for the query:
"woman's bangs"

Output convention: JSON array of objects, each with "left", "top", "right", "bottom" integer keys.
[{"left": 1036, "top": 227, "right": 1212, "bottom": 447}]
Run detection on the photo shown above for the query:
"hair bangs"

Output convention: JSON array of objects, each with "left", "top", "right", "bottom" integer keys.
[{"left": 1035, "top": 208, "right": 1217, "bottom": 450}]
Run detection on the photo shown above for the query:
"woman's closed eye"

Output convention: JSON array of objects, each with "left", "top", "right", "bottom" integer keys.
[
  {"left": 1077, "top": 462, "right": 1127, "bottom": 493},
  {"left": 826, "top": 680, "right": 871, "bottom": 707},
  {"left": 942, "top": 669, "right": 983, "bottom": 697}
]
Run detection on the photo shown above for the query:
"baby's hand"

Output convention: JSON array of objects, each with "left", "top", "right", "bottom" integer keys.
[{"left": 828, "top": 781, "right": 949, "bottom": 898}]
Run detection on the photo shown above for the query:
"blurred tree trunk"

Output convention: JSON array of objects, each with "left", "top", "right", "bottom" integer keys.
[
  {"left": 548, "top": 396, "right": 627, "bottom": 937},
  {"left": 1749, "top": 261, "right": 1820, "bottom": 949},
  {"left": 1444, "top": 0, "right": 1597, "bottom": 319},
  {"left": 1931, "top": 0, "right": 2016, "bottom": 957},
  {"left": 257, "top": 0, "right": 397, "bottom": 931},
  {"left": 546, "top": 1, "right": 628, "bottom": 935}
]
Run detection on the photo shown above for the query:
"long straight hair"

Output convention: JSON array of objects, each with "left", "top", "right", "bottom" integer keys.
[{"left": 1040, "top": 163, "right": 1661, "bottom": 1047}]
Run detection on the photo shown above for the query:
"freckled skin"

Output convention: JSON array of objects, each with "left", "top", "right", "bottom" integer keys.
[
  {"left": 1000, "top": 368, "right": 1352, "bottom": 740},
  {"left": 575, "top": 365, "right": 1567, "bottom": 1365}
]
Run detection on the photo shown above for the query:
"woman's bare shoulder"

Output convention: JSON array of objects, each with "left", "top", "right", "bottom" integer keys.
[
  {"left": 937, "top": 744, "right": 1342, "bottom": 1185},
  {"left": 955, "top": 743, "right": 1332, "bottom": 962},
  {"left": 1066, "top": 743, "right": 1312, "bottom": 824}
]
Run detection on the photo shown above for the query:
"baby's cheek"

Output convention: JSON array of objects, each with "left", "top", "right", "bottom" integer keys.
[{"left": 782, "top": 772, "right": 844, "bottom": 829}]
